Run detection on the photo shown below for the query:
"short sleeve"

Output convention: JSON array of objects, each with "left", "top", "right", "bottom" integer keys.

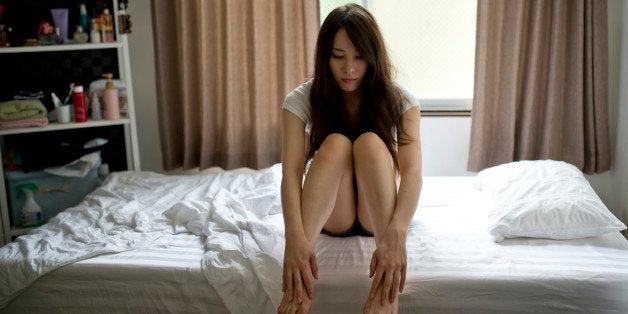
[
  {"left": 397, "top": 84, "right": 420, "bottom": 113},
  {"left": 282, "top": 80, "right": 313, "bottom": 125}
]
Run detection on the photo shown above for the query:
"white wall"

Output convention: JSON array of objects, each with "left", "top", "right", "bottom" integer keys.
[
  {"left": 420, "top": 117, "right": 473, "bottom": 176},
  {"left": 127, "top": 0, "right": 163, "bottom": 172},
  {"left": 127, "top": 1, "right": 626, "bottom": 222},
  {"left": 614, "top": 0, "right": 628, "bottom": 225}
]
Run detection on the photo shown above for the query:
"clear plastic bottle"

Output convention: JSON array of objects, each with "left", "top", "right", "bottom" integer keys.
[
  {"left": 91, "top": 92, "right": 102, "bottom": 120},
  {"left": 17, "top": 183, "right": 43, "bottom": 227}
]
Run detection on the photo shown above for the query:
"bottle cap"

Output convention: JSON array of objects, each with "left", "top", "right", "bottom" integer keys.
[
  {"left": 73, "top": 84, "right": 84, "bottom": 92},
  {"left": 16, "top": 183, "right": 38, "bottom": 192},
  {"left": 103, "top": 73, "right": 116, "bottom": 89}
]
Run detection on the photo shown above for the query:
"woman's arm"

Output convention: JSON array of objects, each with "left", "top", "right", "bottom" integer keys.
[
  {"left": 368, "top": 106, "right": 423, "bottom": 305},
  {"left": 390, "top": 106, "right": 422, "bottom": 242},
  {"left": 280, "top": 109, "right": 317, "bottom": 302}
]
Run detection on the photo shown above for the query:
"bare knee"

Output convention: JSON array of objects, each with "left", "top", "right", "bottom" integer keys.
[
  {"left": 353, "top": 132, "right": 389, "bottom": 164},
  {"left": 317, "top": 133, "right": 353, "bottom": 162}
]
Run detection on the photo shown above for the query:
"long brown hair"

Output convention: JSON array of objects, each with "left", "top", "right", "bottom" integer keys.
[{"left": 308, "top": 3, "right": 408, "bottom": 168}]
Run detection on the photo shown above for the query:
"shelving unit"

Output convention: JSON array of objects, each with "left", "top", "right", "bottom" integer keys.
[{"left": 0, "top": 0, "right": 140, "bottom": 246}]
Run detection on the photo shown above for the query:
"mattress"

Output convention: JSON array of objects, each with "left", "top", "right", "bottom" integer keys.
[{"left": 2, "top": 174, "right": 628, "bottom": 313}]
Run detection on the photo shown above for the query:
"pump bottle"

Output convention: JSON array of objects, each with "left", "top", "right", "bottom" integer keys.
[{"left": 102, "top": 73, "right": 120, "bottom": 120}]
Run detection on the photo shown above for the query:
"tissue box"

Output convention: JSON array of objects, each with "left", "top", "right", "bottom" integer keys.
[{"left": 5, "top": 160, "right": 101, "bottom": 227}]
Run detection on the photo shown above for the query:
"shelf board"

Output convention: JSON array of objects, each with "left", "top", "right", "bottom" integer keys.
[
  {"left": 0, "top": 118, "right": 131, "bottom": 136},
  {"left": 10, "top": 226, "right": 34, "bottom": 237},
  {"left": 0, "top": 42, "right": 122, "bottom": 54}
]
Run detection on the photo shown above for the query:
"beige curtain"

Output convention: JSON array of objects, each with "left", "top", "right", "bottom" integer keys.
[
  {"left": 468, "top": 0, "right": 610, "bottom": 174},
  {"left": 151, "top": 0, "right": 318, "bottom": 170}
]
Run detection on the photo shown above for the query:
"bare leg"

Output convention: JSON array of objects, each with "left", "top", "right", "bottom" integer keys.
[
  {"left": 302, "top": 133, "right": 356, "bottom": 241},
  {"left": 279, "top": 133, "right": 357, "bottom": 313},
  {"left": 353, "top": 132, "right": 399, "bottom": 314}
]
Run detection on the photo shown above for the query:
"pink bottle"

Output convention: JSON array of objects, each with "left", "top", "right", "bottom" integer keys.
[{"left": 102, "top": 73, "right": 120, "bottom": 120}]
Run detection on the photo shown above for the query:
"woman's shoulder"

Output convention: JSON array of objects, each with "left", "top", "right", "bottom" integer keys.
[
  {"left": 393, "top": 81, "right": 420, "bottom": 112},
  {"left": 282, "top": 79, "right": 313, "bottom": 124},
  {"left": 286, "top": 79, "right": 313, "bottom": 100}
]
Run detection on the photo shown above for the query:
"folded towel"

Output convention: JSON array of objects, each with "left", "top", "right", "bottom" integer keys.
[
  {"left": 0, "top": 100, "right": 48, "bottom": 121},
  {"left": 0, "top": 117, "right": 48, "bottom": 129}
]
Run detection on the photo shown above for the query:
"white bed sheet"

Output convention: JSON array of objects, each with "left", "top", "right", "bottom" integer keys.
[
  {"left": 2, "top": 175, "right": 628, "bottom": 313},
  {"left": 312, "top": 177, "right": 628, "bottom": 313}
]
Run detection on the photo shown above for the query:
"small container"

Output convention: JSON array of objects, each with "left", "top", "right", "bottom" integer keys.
[
  {"left": 72, "top": 84, "right": 88, "bottom": 122},
  {"left": 73, "top": 25, "right": 88, "bottom": 43},
  {"left": 102, "top": 8, "right": 114, "bottom": 42},
  {"left": 89, "top": 19, "right": 101, "bottom": 43},
  {"left": 90, "top": 92, "right": 102, "bottom": 120},
  {"left": 102, "top": 73, "right": 120, "bottom": 120},
  {"left": 55, "top": 105, "right": 71, "bottom": 123},
  {"left": 52, "top": 27, "right": 64, "bottom": 45}
]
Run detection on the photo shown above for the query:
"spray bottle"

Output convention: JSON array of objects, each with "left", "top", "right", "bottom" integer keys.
[{"left": 17, "top": 183, "right": 43, "bottom": 227}]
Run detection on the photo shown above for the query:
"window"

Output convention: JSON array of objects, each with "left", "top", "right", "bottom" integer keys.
[{"left": 319, "top": 0, "right": 477, "bottom": 113}]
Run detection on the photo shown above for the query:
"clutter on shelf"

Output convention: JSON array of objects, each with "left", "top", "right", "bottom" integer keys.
[{"left": 0, "top": 1, "right": 133, "bottom": 48}]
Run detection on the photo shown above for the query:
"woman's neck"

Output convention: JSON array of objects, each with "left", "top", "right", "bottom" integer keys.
[
  {"left": 343, "top": 91, "right": 361, "bottom": 115},
  {"left": 343, "top": 91, "right": 361, "bottom": 130}
]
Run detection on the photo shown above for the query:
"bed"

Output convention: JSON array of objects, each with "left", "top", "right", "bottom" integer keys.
[{"left": 1, "top": 160, "right": 627, "bottom": 313}]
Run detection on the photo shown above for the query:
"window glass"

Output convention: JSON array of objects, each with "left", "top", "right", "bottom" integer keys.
[{"left": 319, "top": 0, "right": 477, "bottom": 112}]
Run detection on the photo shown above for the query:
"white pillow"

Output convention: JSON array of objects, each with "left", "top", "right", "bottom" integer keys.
[{"left": 477, "top": 160, "right": 626, "bottom": 242}]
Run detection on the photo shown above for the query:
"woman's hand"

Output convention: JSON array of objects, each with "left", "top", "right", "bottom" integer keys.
[
  {"left": 282, "top": 233, "right": 318, "bottom": 303},
  {"left": 368, "top": 226, "right": 407, "bottom": 305}
]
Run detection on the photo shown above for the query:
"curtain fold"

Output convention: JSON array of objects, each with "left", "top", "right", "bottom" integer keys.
[
  {"left": 152, "top": 0, "right": 318, "bottom": 170},
  {"left": 468, "top": 0, "right": 610, "bottom": 174}
]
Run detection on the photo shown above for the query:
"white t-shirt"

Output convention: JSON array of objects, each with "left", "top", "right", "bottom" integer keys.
[{"left": 282, "top": 79, "right": 420, "bottom": 134}]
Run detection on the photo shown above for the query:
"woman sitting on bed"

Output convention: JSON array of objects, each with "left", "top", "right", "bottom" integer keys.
[{"left": 279, "top": 3, "right": 422, "bottom": 314}]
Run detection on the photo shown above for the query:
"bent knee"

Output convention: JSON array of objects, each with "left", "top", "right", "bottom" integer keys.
[
  {"left": 353, "top": 132, "right": 388, "bottom": 155},
  {"left": 318, "top": 133, "right": 352, "bottom": 157}
]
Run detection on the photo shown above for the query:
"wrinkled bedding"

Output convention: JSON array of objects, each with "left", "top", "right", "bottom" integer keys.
[{"left": 0, "top": 164, "right": 285, "bottom": 312}]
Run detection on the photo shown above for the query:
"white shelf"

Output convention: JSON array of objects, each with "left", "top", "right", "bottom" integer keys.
[
  {"left": 0, "top": 42, "right": 122, "bottom": 54},
  {"left": 0, "top": 118, "right": 131, "bottom": 136},
  {"left": 0, "top": 1, "right": 141, "bottom": 246}
]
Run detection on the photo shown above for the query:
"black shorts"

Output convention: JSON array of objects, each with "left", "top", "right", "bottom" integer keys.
[{"left": 322, "top": 219, "right": 374, "bottom": 237}]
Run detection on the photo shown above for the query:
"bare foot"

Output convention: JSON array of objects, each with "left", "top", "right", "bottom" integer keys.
[
  {"left": 278, "top": 286, "right": 313, "bottom": 314},
  {"left": 363, "top": 282, "right": 398, "bottom": 314}
]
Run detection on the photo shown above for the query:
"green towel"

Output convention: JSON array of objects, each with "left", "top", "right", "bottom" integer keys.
[{"left": 0, "top": 99, "right": 48, "bottom": 121}]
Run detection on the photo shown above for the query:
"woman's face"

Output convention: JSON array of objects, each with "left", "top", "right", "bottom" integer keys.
[{"left": 329, "top": 28, "right": 367, "bottom": 97}]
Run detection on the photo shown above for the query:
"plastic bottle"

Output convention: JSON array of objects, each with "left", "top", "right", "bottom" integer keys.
[
  {"left": 102, "top": 73, "right": 120, "bottom": 120},
  {"left": 89, "top": 18, "right": 101, "bottom": 43},
  {"left": 79, "top": 3, "right": 89, "bottom": 34},
  {"left": 52, "top": 27, "right": 64, "bottom": 45},
  {"left": 91, "top": 92, "right": 102, "bottom": 120},
  {"left": 17, "top": 183, "right": 43, "bottom": 227},
  {"left": 102, "top": 8, "right": 114, "bottom": 42},
  {"left": 72, "top": 84, "right": 88, "bottom": 122}
]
